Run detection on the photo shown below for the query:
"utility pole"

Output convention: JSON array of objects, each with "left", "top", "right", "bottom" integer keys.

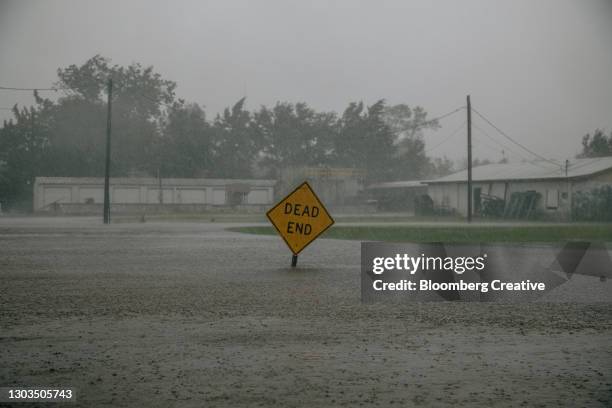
[
  {"left": 103, "top": 78, "right": 112, "bottom": 224},
  {"left": 467, "top": 95, "right": 472, "bottom": 223},
  {"left": 566, "top": 159, "right": 572, "bottom": 222},
  {"left": 157, "top": 167, "right": 163, "bottom": 204}
]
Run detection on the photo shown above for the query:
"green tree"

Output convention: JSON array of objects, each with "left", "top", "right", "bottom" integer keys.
[
  {"left": 335, "top": 100, "right": 396, "bottom": 183},
  {"left": 428, "top": 156, "right": 454, "bottom": 178},
  {"left": 54, "top": 55, "right": 177, "bottom": 175},
  {"left": 157, "top": 102, "right": 212, "bottom": 177},
  {"left": 579, "top": 129, "right": 612, "bottom": 158},
  {"left": 0, "top": 105, "right": 50, "bottom": 209},
  {"left": 34, "top": 92, "right": 107, "bottom": 177},
  {"left": 211, "top": 98, "right": 259, "bottom": 178},
  {"left": 0, "top": 55, "right": 180, "bottom": 209},
  {"left": 383, "top": 104, "right": 440, "bottom": 180},
  {"left": 254, "top": 102, "right": 337, "bottom": 177},
  {"left": 383, "top": 104, "right": 439, "bottom": 140}
]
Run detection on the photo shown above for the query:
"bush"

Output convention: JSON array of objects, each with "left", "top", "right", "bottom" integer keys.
[{"left": 572, "top": 185, "right": 612, "bottom": 221}]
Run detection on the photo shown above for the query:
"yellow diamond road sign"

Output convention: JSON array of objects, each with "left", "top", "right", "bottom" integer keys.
[{"left": 266, "top": 181, "right": 335, "bottom": 255}]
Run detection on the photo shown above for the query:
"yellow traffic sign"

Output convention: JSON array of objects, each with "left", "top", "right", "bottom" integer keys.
[{"left": 266, "top": 181, "right": 335, "bottom": 255}]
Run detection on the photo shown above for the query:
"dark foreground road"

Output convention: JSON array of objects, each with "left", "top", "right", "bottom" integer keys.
[{"left": 1, "top": 217, "right": 611, "bottom": 407}]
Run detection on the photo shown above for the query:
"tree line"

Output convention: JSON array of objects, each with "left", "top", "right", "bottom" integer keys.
[
  {"left": 0, "top": 56, "right": 456, "bottom": 210},
  {"left": 4, "top": 56, "right": 604, "bottom": 211}
]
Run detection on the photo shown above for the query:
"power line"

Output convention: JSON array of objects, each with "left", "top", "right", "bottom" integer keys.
[
  {"left": 0, "top": 82, "right": 175, "bottom": 112},
  {"left": 425, "top": 106, "right": 465, "bottom": 124},
  {"left": 471, "top": 132, "right": 504, "bottom": 155},
  {"left": 472, "top": 123, "right": 532, "bottom": 162},
  {"left": 472, "top": 122, "right": 562, "bottom": 170},
  {"left": 565, "top": 157, "right": 608, "bottom": 172},
  {"left": 425, "top": 120, "right": 466, "bottom": 153},
  {"left": 473, "top": 123, "right": 515, "bottom": 153},
  {"left": 471, "top": 107, "right": 562, "bottom": 168},
  {"left": 0, "top": 86, "right": 59, "bottom": 91},
  {"left": 471, "top": 132, "right": 556, "bottom": 170}
]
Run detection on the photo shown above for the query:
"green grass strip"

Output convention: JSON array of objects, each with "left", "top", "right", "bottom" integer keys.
[{"left": 228, "top": 225, "right": 612, "bottom": 243}]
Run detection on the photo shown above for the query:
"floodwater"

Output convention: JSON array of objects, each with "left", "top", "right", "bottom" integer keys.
[{"left": 1, "top": 217, "right": 611, "bottom": 407}]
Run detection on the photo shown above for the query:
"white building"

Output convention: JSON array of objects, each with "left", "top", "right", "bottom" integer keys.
[
  {"left": 365, "top": 181, "right": 427, "bottom": 213},
  {"left": 33, "top": 177, "right": 276, "bottom": 213},
  {"left": 426, "top": 157, "right": 612, "bottom": 218}
]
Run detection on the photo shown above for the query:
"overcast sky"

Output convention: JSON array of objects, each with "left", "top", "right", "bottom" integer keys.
[{"left": 1, "top": 0, "right": 611, "bottom": 163}]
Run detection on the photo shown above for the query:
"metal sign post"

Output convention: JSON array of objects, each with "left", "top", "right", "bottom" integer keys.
[{"left": 103, "top": 78, "right": 112, "bottom": 224}]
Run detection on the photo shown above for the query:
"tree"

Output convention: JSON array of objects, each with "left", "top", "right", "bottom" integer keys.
[
  {"left": 0, "top": 105, "right": 50, "bottom": 210},
  {"left": 157, "top": 102, "right": 212, "bottom": 178},
  {"left": 383, "top": 104, "right": 440, "bottom": 140},
  {"left": 54, "top": 55, "right": 177, "bottom": 175},
  {"left": 34, "top": 92, "right": 107, "bottom": 177},
  {"left": 0, "top": 56, "right": 180, "bottom": 209},
  {"left": 428, "top": 156, "right": 454, "bottom": 178},
  {"left": 382, "top": 104, "right": 441, "bottom": 180},
  {"left": 579, "top": 129, "right": 612, "bottom": 158},
  {"left": 334, "top": 100, "right": 397, "bottom": 183},
  {"left": 211, "top": 98, "right": 259, "bottom": 178},
  {"left": 0, "top": 54, "right": 447, "bottom": 208},
  {"left": 254, "top": 102, "right": 336, "bottom": 177},
  {"left": 57, "top": 55, "right": 175, "bottom": 117}
]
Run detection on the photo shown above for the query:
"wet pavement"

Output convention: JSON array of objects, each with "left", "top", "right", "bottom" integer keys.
[{"left": 1, "top": 217, "right": 611, "bottom": 407}]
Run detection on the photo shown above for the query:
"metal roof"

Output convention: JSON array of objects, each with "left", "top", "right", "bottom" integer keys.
[
  {"left": 34, "top": 177, "right": 277, "bottom": 187},
  {"left": 427, "top": 157, "right": 612, "bottom": 184}
]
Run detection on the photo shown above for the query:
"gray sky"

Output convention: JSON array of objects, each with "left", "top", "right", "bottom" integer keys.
[{"left": 1, "top": 0, "right": 611, "bottom": 163}]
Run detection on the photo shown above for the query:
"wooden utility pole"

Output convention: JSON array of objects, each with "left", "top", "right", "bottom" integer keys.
[
  {"left": 103, "top": 78, "right": 112, "bottom": 224},
  {"left": 566, "top": 159, "right": 572, "bottom": 222},
  {"left": 467, "top": 95, "right": 473, "bottom": 223},
  {"left": 157, "top": 168, "right": 163, "bottom": 204}
]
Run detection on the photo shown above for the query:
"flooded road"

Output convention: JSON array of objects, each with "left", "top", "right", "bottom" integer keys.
[{"left": 1, "top": 217, "right": 611, "bottom": 407}]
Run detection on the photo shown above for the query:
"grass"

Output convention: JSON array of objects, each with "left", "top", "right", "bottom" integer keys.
[{"left": 228, "top": 224, "right": 612, "bottom": 243}]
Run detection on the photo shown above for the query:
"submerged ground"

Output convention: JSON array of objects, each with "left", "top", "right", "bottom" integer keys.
[{"left": 1, "top": 217, "right": 611, "bottom": 407}]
